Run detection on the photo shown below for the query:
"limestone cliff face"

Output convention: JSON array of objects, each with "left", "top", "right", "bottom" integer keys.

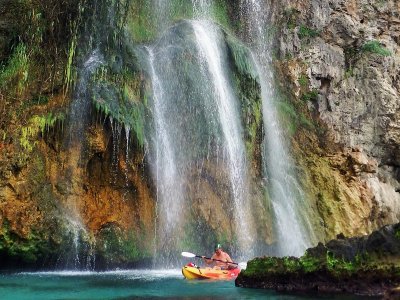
[{"left": 272, "top": 0, "right": 400, "bottom": 240}]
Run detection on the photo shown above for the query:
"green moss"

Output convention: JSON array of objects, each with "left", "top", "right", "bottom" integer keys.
[
  {"left": 361, "top": 40, "right": 391, "bottom": 57},
  {"left": 0, "top": 43, "right": 29, "bottom": 94},
  {"left": 298, "top": 25, "right": 319, "bottom": 39},
  {"left": 128, "top": 2, "right": 156, "bottom": 43},
  {"left": 97, "top": 224, "right": 150, "bottom": 264},
  {"left": 282, "top": 7, "right": 299, "bottom": 30},
  {"left": 226, "top": 33, "right": 262, "bottom": 157},
  {"left": 277, "top": 100, "right": 298, "bottom": 136},
  {"left": 210, "top": 0, "right": 231, "bottom": 31},
  {"left": 395, "top": 228, "right": 400, "bottom": 240},
  {"left": 274, "top": 87, "right": 318, "bottom": 136},
  {"left": 226, "top": 34, "right": 259, "bottom": 81},
  {"left": 0, "top": 220, "right": 51, "bottom": 264},
  {"left": 32, "top": 113, "right": 65, "bottom": 134},
  {"left": 344, "top": 68, "right": 354, "bottom": 79},
  {"left": 179, "top": 215, "right": 222, "bottom": 257},
  {"left": 169, "top": 0, "right": 194, "bottom": 22},
  {"left": 92, "top": 70, "right": 146, "bottom": 148},
  {"left": 65, "top": 36, "right": 77, "bottom": 92},
  {"left": 283, "top": 256, "right": 302, "bottom": 272},
  {"left": 299, "top": 252, "right": 321, "bottom": 273},
  {"left": 298, "top": 74, "right": 309, "bottom": 87},
  {"left": 301, "top": 89, "right": 318, "bottom": 102},
  {"left": 243, "top": 257, "right": 278, "bottom": 277},
  {"left": 299, "top": 114, "right": 315, "bottom": 130},
  {"left": 19, "top": 113, "right": 65, "bottom": 152}
]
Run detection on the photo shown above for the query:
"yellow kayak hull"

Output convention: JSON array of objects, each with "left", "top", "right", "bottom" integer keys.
[{"left": 182, "top": 266, "right": 240, "bottom": 280}]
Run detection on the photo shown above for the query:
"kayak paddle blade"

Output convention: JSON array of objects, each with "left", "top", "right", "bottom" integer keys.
[{"left": 181, "top": 251, "right": 196, "bottom": 258}]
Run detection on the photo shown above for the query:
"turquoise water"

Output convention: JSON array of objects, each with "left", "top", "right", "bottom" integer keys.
[{"left": 0, "top": 270, "right": 368, "bottom": 300}]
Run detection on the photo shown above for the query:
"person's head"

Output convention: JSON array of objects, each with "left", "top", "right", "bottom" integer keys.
[{"left": 214, "top": 243, "right": 222, "bottom": 254}]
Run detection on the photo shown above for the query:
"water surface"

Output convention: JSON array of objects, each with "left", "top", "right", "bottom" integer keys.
[{"left": 0, "top": 270, "right": 370, "bottom": 299}]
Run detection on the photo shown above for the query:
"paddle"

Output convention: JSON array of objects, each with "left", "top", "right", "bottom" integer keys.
[{"left": 181, "top": 251, "right": 239, "bottom": 265}]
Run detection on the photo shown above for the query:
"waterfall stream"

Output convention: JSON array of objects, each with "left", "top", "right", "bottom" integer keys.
[
  {"left": 240, "top": 0, "right": 315, "bottom": 256},
  {"left": 63, "top": 48, "right": 103, "bottom": 269},
  {"left": 142, "top": 17, "right": 256, "bottom": 264},
  {"left": 143, "top": 0, "right": 313, "bottom": 263},
  {"left": 147, "top": 46, "right": 185, "bottom": 266},
  {"left": 191, "top": 20, "right": 255, "bottom": 259}
]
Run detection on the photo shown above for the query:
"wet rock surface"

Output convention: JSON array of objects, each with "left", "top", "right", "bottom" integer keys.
[{"left": 236, "top": 223, "right": 400, "bottom": 296}]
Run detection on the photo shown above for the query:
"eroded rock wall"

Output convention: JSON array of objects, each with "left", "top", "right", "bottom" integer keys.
[{"left": 273, "top": 0, "right": 400, "bottom": 240}]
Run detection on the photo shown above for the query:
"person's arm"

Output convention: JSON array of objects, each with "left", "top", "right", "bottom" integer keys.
[
  {"left": 224, "top": 253, "right": 233, "bottom": 263},
  {"left": 202, "top": 255, "right": 214, "bottom": 265},
  {"left": 224, "top": 253, "right": 235, "bottom": 268}
]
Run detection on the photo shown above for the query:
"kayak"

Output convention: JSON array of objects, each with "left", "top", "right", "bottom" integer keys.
[{"left": 182, "top": 265, "right": 240, "bottom": 280}]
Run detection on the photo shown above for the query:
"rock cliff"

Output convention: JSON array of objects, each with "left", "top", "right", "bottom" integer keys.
[{"left": 273, "top": 0, "right": 400, "bottom": 240}]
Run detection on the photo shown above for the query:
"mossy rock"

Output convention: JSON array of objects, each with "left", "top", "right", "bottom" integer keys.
[{"left": 95, "top": 222, "right": 151, "bottom": 268}]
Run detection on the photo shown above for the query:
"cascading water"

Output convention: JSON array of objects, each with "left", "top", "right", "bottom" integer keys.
[
  {"left": 146, "top": 46, "right": 185, "bottom": 266},
  {"left": 240, "top": 0, "right": 315, "bottom": 256},
  {"left": 191, "top": 20, "right": 255, "bottom": 259},
  {"left": 139, "top": 9, "right": 260, "bottom": 263},
  {"left": 62, "top": 48, "right": 103, "bottom": 269}
]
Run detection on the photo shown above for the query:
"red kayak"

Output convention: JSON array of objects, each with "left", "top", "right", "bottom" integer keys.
[{"left": 182, "top": 263, "right": 240, "bottom": 280}]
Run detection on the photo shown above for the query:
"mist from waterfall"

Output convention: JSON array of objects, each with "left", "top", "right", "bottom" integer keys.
[{"left": 240, "top": 0, "right": 315, "bottom": 256}]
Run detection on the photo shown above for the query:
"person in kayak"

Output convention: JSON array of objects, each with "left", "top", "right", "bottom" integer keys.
[{"left": 202, "top": 244, "right": 237, "bottom": 270}]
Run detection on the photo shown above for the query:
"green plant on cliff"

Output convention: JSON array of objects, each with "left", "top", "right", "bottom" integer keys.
[
  {"left": 226, "top": 33, "right": 262, "bottom": 157},
  {"left": 19, "top": 113, "right": 65, "bottom": 152},
  {"left": 361, "top": 40, "right": 391, "bottom": 57},
  {"left": 0, "top": 220, "right": 51, "bottom": 264},
  {"left": 210, "top": 0, "right": 231, "bottom": 31},
  {"left": 0, "top": 43, "right": 29, "bottom": 94},
  {"left": 299, "top": 252, "right": 321, "bottom": 273},
  {"left": 92, "top": 66, "right": 147, "bottom": 148},
  {"left": 283, "top": 256, "right": 301, "bottom": 272},
  {"left": 298, "top": 74, "right": 309, "bottom": 87},
  {"left": 226, "top": 34, "right": 259, "bottom": 81},
  {"left": 20, "top": 126, "right": 39, "bottom": 153},
  {"left": 298, "top": 25, "right": 319, "bottom": 40},
  {"left": 277, "top": 101, "right": 298, "bottom": 136},
  {"left": 128, "top": 1, "right": 156, "bottom": 43},
  {"left": 284, "top": 8, "right": 299, "bottom": 29},
  {"left": 301, "top": 89, "right": 318, "bottom": 102},
  {"left": 395, "top": 228, "right": 400, "bottom": 240}
]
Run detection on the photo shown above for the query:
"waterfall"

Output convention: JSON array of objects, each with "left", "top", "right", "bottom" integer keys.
[
  {"left": 138, "top": 10, "right": 259, "bottom": 263},
  {"left": 146, "top": 46, "right": 185, "bottom": 266},
  {"left": 240, "top": 0, "right": 315, "bottom": 256},
  {"left": 191, "top": 20, "right": 255, "bottom": 259}
]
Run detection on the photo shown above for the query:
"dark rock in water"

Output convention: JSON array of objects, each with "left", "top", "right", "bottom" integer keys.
[
  {"left": 384, "top": 286, "right": 400, "bottom": 300},
  {"left": 236, "top": 223, "right": 400, "bottom": 297}
]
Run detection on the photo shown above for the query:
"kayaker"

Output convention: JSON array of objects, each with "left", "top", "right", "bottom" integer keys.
[{"left": 202, "top": 244, "right": 236, "bottom": 270}]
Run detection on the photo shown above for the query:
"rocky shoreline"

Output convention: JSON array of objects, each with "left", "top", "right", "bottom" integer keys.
[{"left": 236, "top": 223, "right": 400, "bottom": 297}]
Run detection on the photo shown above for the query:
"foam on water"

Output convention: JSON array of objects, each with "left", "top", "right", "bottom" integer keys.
[{"left": 19, "top": 269, "right": 182, "bottom": 279}]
